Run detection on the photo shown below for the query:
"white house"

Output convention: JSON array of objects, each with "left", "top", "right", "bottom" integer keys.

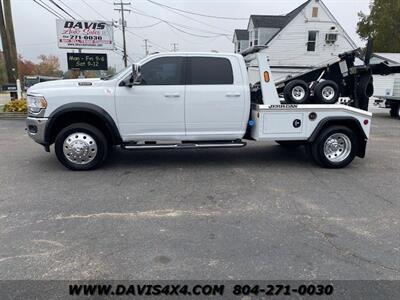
[
  {"left": 233, "top": 0, "right": 357, "bottom": 81},
  {"left": 232, "top": 29, "right": 249, "bottom": 54}
]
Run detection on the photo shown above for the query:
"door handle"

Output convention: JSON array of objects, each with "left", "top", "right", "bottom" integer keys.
[
  {"left": 164, "top": 93, "right": 181, "bottom": 98},
  {"left": 226, "top": 93, "right": 241, "bottom": 98}
]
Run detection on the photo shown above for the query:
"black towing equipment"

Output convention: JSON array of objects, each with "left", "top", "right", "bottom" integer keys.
[{"left": 258, "top": 40, "right": 400, "bottom": 111}]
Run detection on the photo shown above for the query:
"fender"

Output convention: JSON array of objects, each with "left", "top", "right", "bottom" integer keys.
[
  {"left": 44, "top": 102, "right": 122, "bottom": 145},
  {"left": 308, "top": 116, "right": 368, "bottom": 158}
]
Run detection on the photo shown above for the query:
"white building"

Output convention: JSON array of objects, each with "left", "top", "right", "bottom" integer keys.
[
  {"left": 232, "top": 29, "right": 249, "bottom": 54},
  {"left": 233, "top": 0, "right": 357, "bottom": 81},
  {"left": 371, "top": 53, "right": 400, "bottom": 98}
]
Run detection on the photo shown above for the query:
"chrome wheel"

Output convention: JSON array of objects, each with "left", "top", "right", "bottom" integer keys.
[
  {"left": 63, "top": 132, "right": 98, "bottom": 165},
  {"left": 323, "top": 133, "right": 352, "bottom": 163},
  {"left": 322, "top": 86, "right": 335, "bottom": 101},
  {"left": 292, "top": 86, "right": 306, "bottom": 102}
]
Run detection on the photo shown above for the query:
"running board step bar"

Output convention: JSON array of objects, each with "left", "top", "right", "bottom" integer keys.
[{"left": 123, "top": 142, "right": 247, "bottom": 150}]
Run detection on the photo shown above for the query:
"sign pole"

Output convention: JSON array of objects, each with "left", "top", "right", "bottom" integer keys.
[
  {"left": 78, "top": 49, "right": 85, "bottom": 78},
  {"left": 16, "top": 79, "right": 21, "bottom": 99}
]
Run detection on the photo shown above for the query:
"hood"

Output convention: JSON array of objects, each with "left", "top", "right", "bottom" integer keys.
[{"left": 28, "top": 78, "right": 103, "bottom": 93}]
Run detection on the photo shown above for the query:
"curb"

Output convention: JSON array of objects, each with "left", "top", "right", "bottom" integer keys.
[{"left": 0, "top": 112, "right": 27, "bottom": 120}]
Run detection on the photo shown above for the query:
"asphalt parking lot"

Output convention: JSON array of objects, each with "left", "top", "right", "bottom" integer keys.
[{"left": 0, "top": 109, "right": 399, "bottom": 280}]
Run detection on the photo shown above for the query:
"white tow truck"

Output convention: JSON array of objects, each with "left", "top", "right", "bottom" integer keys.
[{"left": 26, "top": 52, "right": 372, "bottom": 170}]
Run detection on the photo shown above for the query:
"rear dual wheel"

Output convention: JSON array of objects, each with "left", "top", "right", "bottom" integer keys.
[{"left": 308, "top": 126, "right": 358, "bottom": 169}]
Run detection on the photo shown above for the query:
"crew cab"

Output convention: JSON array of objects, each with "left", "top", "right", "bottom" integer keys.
[{"left": 26, "top": 52, "right": 372, "bottom": 170}]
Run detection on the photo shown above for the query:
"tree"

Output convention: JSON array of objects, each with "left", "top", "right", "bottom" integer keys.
[
  {"left": 106, "top": 66, "right": 116, "bottom": 77},
  {"left": 63, "top": 66, "right": 117, "bottom": 79},
  {"left": 357, "top": 0, "right": 400, "bottom": 52},
  {"left": 63, "top": 69, "right": 80, "bottom": 79},
  {"left": 18, "top": 55, "right": 36, "bottom": 81},
  {"left": 35, "top": 55, "right": 63, "bottom": 77}
]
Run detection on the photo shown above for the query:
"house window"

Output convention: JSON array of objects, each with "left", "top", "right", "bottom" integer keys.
[
  {"left": 253, "top": 29, "right": 259, "bottom": 46},
  {"left": 312, "top": 7, "right": 319, "bottom": 18},
  {"left": 237, "top": 41, "right": 241, "bottom": 53},
  {"left": 307, "top": 31, "right": 318, "bottom": 52}
]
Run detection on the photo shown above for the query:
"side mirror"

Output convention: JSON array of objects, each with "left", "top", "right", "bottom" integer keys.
[
  {"left": 121, "top": 65, "right": 142, "bottom": 88},
  {"left": 121, "top": 75, "right": 134, "bottom": 88},
  {"left": 133, "top": 74, "right": 143, "bottom": 85},
  {"left": 132, "top": 64, "right": 142, "bottom": 85}
]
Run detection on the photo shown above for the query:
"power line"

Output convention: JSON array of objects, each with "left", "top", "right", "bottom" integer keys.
[
  {"left": 132, "top": 6, "right": 231, "bottom": 35},
  {"left": 33, "top": 0, "right": 64, "bottom": 19},
  {"left": 82, "top": 0, "right": 108, "bottom": 20},
  {"left": 57, "top": 0, "right": 85, "bottom": 19},
  {"left": 131, "top": 9, "right": 230, "bottom": 37},
  {"left": 146, "top": 0, "right": 248, "bottom": 20},
  {"left": 124, "top": 28, "right": 169, "bottom": 51},
  {"left": 98, "top": 0, "right": 233, "bottom": 34},
  {"left": 36, "top": 0, "right": 130, "bottom": 70},
  {"left": 90, "top": 0, "right": 171, "bottom": 52},
  {"left": 49, "top": 0, "right": 75, "bottom": 19},
  {"left": 126, "top": 21, "right": 162, "bottom": 29},
  {"left": 166, "top": 22, "right": 227, "bottom": 38}
]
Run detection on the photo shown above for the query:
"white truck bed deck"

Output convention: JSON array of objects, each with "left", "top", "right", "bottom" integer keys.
[{"left": 251, "top": 104, "right": 372, "bottom": 141}]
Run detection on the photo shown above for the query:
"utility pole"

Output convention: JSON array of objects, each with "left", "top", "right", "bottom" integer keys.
[
  {"left": 171, "top": 43, "right": 179, "bottom": 52},
  {"left": 143, "top": 39, "right": 151, "bottom": 56},
  {"left": 114, "top": 0, "right": 130, "bottom": 67},
  {"left": 0, "top": 0, "right": 18, "bottom": 83}
]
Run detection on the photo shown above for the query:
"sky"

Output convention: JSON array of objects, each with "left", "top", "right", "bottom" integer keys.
[{"left": 8, "top": 0, "right": 372, "bottom": 71}]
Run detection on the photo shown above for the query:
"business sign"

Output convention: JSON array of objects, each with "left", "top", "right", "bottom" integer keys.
[
  {"left": 67, "top": 53, "right": 108, "bottom": 71},
  {"left": 1, "top": 83, "right": 17, "bottom": 92},
  {"left": 56, "top": 19, "right": 114, "bottom": 50}
]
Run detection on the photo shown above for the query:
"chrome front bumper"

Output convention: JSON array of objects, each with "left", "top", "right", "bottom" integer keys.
[{"left": 26, "top": 117, "right": 48, "bottom": 145}]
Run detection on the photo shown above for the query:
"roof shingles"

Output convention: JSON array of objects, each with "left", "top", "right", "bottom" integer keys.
[
  {"left": 237, "top": 0, "right": 312, "bottom": 45},
  {"left": 234, "top": 29, "right": 249, "bottom": 41}
]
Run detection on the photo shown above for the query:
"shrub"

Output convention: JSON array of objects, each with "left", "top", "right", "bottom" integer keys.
[{"left": 3, "top": 99, "right": 28, "bottom": 113}]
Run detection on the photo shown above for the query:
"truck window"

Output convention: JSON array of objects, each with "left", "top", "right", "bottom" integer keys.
[
  {"left": 188, "top": 57, "right": 234, "bottom": 85},
  {"left": 140, "top": 57, "right": 184, "bottom": 85}
]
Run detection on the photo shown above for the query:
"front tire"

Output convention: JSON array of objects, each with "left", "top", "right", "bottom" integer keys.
[
  {"left": 55, "top": 123, "right": 109, "bottom": 171},
  {"left": 309, "top": 126, "right": 358, "bottom": 169}
]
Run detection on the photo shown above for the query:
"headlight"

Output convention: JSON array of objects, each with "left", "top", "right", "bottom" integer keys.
[{"left": 27, "top": 94, "right": 47, "bottom": 114}]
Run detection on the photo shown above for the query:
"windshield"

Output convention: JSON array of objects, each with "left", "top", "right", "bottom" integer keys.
[{"left": 101, "top": 66, "right": 131, "bottom": 81}]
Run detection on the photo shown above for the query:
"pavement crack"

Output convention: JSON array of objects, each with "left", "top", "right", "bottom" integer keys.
[
  {"left": 293, "top": 200, "right": 400, "bottom": 274},
  {"left": 0, "top": 240, "right": 65, "bottom": 264},
  {"left": 50, "top": 207, "right": 256, "bottom": 221}
]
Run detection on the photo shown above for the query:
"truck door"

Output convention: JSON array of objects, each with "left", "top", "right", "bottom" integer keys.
[
  {"left": 115, "top": 56, "right": 185, "bottom": 141},
  {"left": 184, "top": 56, "right": 246, "bottom": 140}
]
